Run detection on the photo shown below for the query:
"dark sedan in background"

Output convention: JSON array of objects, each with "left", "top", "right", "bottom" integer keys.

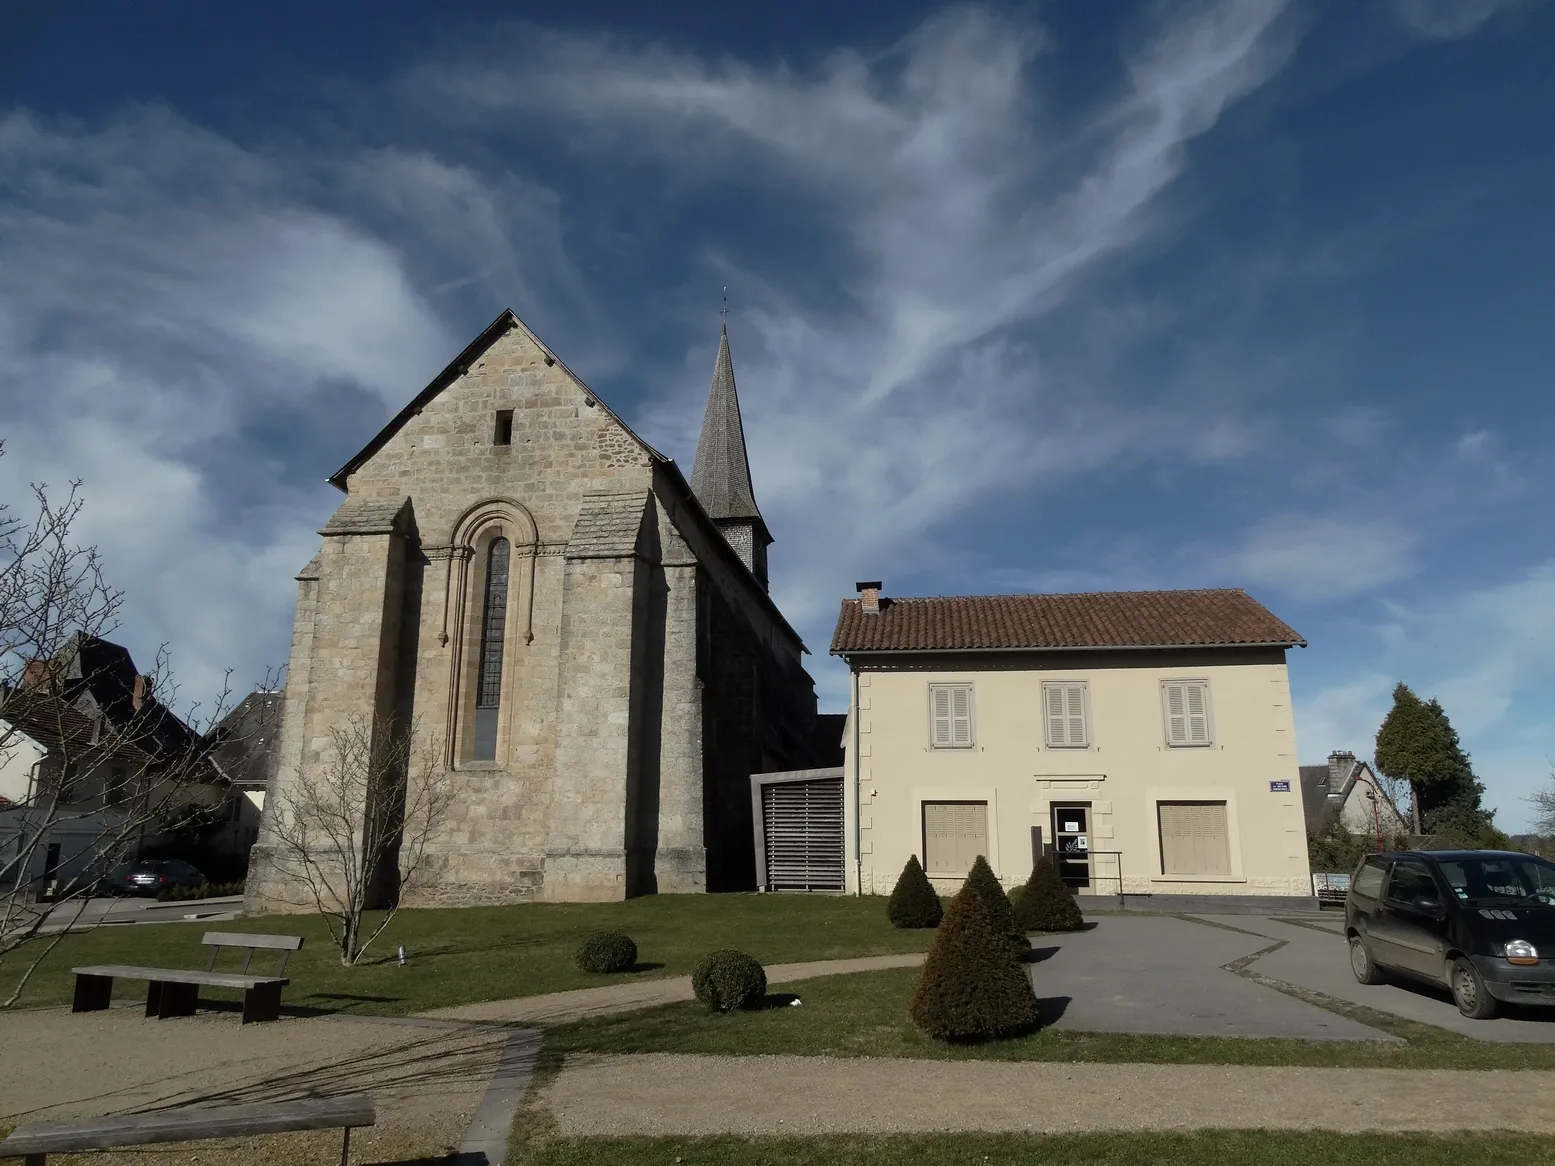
[
  {"left": 1346, "top": 849, "right": 1555, "bottom": 1018},
  {"left": 110, "top": 860, "right": 207, "bottom": 898}
]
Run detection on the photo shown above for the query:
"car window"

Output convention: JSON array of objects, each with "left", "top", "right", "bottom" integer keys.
[
  {"left": 1438, "top": 856, "right": 1555, "bottom": 906},
  {"left": 1353, "top": 859, "right": 1387, "bottom": 899},
  {"left": 1385, "top": 860, "right": 1438, "bottom": 904}
]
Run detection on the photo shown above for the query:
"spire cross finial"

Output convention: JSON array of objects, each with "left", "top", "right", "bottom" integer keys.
[{"left": 719, "top": 287, "right": 729, "bottom": 323}]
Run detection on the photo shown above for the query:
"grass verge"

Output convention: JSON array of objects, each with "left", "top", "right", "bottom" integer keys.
[
  {"left": 506, "top": 1132, "right": 1555, "bottom": 1165},
  {"left": 0, "top": 895, "right": 932, "bottom": 1016},
  {"left": 543, "top": 965, "right": 1555, "bottom": 1069}
]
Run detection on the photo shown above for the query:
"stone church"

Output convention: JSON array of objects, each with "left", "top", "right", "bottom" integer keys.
[{"left": 247, "top": 309, "right": 831, "bottom": 906}]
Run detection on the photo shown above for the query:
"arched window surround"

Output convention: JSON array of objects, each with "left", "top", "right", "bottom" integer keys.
[{"left": 445, "top": 499, "right": 538, "bottom": 767}]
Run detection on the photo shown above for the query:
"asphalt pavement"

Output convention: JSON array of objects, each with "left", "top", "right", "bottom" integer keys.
[
  {"left": 1025, "top": 914, "right": 1397, "bottom": 1041},
  {"left": 1196, "top": 913, "right": 1555, "bottom": 1044}
]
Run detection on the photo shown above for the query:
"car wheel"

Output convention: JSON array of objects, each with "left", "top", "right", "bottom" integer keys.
[
  {"left": 1349, "top": 935, "right": 1385, "bottom": 985},
  {"left": 1450, "top": 957, "right": 1498, "bottom": 1019}
]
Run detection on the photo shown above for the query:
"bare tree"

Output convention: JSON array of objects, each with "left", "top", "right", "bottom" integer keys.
[
  {"left": 1528, "top": 768, "right": 1555, "bottom": 838},
  {"left": 264, "top": 715, "right": 453, "bottom": 966},
  {"left": 0, "top": 444, "right": 239, "bottom": 1006}
]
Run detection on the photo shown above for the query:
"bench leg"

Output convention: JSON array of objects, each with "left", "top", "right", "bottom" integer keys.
[
  {"left": 150, "top": 980, "right": 198, "bottom": 1018},
  {"left": 242, "top": 981, "right": 283, "bottom": 1025},
  {"left": 340, "top": 1124, "right": 352, "bottom": 1166},
  {"left": 25, "top": 1153, "right": 46, "bottom": 1166},
  {"left": 72, "top": 973, "right": 113, "bottom": 1013}
]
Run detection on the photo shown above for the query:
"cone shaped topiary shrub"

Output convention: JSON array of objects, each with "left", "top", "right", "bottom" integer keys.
[
  {"left": 575, "top": 930, "right": 638, "bottom": 973},
  {"left": 692, "top": 949, "right": 767, "bottom": 1012},
  {"left": 1014, "top": 857, "right": 1085, "bottom": 933},
  {"left": 887, "top": 855, "right": 943, "bottom": 929},
  {"left": 964, "top": 854, "right": 1029, "bottom": 955},
  {"left": 909, "top": 885, "right": 1041, "bottom": 1042}
]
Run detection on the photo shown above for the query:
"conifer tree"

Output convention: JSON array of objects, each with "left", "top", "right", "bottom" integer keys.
[
  {"left": 910, "top": 884, "right": 1041, "bottom": 1042},
  {"left": 1013, "top": 857, "right": 1084, "bottom": 933},
  {"left": 1375, "top": 683, "right": 1494, "bottom": 838},
  {"left": 965, "top": 854, "right": 1028, "bottom": 955},
  {"left": 887, "top": 854, "right": 942, "bottom": 929}
]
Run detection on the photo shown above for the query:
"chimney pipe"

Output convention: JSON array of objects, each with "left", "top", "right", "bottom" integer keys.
[
  {"left": 856, "top": 580, "right": 883, "bottom": 616},
  {"left": 132, "top": 674, "right": 153, "bottom": 712}
]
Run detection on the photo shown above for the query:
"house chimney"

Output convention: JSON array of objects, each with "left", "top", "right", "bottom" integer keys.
[
  {"left": 856, "top": 581, "right": 883, "bottom": 616},
  {"left": 21, "top": 659, "right": 52, "bottom": 691},
  {"left": 132, "top": 674, "right": 153, "bottom": 712},
  {"left": 1328, "top": 750, "right": 1355, "bottom": 793}
]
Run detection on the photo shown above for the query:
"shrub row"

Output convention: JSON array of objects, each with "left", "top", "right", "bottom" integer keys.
[{"left": 574, "top": 932, "right": 768, "bottom": 1012}]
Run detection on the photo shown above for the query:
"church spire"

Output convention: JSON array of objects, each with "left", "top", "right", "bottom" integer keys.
[{"left": 691, "top": 312, "right": 771, "bottom": 587}]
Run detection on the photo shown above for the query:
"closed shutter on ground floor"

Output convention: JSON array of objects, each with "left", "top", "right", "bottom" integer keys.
[
  {"left": 761, "top": 778, "right": 844, "bottom": 891},
  {"left": 923, "top": 801, "right": 988, "bottom": 875},
  {"left": 1158, "top": 801, "right": 1231, "bottom": 876}
]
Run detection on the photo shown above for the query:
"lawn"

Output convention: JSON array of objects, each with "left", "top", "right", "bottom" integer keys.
[
  {"left": 0, "top": 894, "right": 933, "bottom": 1016},
  {"left": 507, "top": 1132, "right": 1555, "bottom": 1165},
  {"left": 543, "top": 964, "right": 1555, "bottom": 1070}
]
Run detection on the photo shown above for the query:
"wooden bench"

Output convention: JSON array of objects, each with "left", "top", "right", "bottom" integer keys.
[
  {"left": 0, "top": 1093, "right": 374, "bottom": 1166},
  {"left": 71, "top": 931, "right": 304, "bottom": 1024}
]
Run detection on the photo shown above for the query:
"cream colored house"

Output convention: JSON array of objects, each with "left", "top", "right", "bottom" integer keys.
[{"left": 829, "top": 584, "right": 1316, "bottom": 906}]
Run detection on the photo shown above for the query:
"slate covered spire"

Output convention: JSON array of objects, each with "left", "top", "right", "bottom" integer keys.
[{"left": 691, "top": 321, "right": 771, "bottom": 587}]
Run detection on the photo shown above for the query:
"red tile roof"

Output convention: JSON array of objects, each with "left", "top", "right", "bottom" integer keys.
[{"left": 830, "top": 589, "right": 1303, "bottom": 654}]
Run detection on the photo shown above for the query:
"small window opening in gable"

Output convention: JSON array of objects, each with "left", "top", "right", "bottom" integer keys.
[{"left": 493, "top": 410, "right": 514, "bottom": 446}]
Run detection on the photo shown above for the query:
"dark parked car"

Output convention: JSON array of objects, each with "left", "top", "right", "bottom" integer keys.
[
  {"left": 113, "top": 860, "right": 207, "bottom": 898},
  {"left": 1346, "top": 849, "right": 1555, "bottom": 1018}
]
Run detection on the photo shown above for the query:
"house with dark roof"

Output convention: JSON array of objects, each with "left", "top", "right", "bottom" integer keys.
[
  {"left": 1299, "top": 750, "right": 1409, "bottom": 842},
  {"left": 820, "top": 582, "right": 1316, "bottom": 907},
  {"left": 1, "top": 636, "right": 230, "bottom": 896},
  {"left": 246, "top": 311, "right": 829, "bottom": 910}
]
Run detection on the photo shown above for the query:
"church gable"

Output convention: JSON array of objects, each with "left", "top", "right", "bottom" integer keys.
[{"left": 336, "top": 311, "right": 659, "bottom": 546}]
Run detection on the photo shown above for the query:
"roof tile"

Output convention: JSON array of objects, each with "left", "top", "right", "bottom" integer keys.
[{"left": 830, "top": 589, "right": 1303, "bottom": 654}]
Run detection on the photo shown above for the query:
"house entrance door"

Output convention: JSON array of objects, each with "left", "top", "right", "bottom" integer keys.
[{"left": 1051, "top": 804, "right": 1091, "bottom": 889}]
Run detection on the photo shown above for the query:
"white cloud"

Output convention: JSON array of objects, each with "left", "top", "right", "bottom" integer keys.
[
  {"left": 1389, "top": 0, "right": 1521, "bottom": 40},
  {"left": 1293, "top": 561, "right": 1555, "bottom": 831},
  {"left": 1234, "top": 515, "right": 1416, "bottom": 601},
  {"left": 0, "top": 108, "right": 475, "bottom": 708}
]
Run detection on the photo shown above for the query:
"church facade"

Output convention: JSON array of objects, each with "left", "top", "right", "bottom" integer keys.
[{"left": 246, "top": 310, "right": 828, "bottom": 907}]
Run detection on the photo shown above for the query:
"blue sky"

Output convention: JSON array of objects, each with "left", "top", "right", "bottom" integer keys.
[{"left": 2, "top": 1, "right": 1551, "bottom": 826}]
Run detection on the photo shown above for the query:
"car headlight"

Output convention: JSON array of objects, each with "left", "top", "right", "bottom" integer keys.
[{"left": 1504, "top": 939, "right": 1540, "bottom": 966}]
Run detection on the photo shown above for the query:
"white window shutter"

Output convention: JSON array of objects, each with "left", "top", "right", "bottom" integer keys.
[
  {"left": 1045, "top": 684, "right": 1067, "bottom": 746},
  {"left": 1186, "top": 683, "right": 1211, "bottom": 744},
  {"left": 1164, "top": 683, "right": 1188, "bottom": 745},
  {"left": 931, "top": 686, "right": 953, "bottom": 747},
  {"left": 1065, "top": 684, "right": 1087, "bottom": 747},
  {"left": 951, "top": 685, "right": 972, "bottom": 746}
]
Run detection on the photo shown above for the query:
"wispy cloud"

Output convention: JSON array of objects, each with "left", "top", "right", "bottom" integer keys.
[
  {"left": 416, "top": 2, "right": 1299, "bottom": 655},
  {"left": 1389, "top": 0, "right": 1523, "bottom": 40},
  {"left": 1234, "top": 515, "right": 1417, "bottom": 602}
]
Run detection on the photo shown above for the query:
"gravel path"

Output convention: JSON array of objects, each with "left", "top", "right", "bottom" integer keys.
[
  {"left": 0, "top": 1005, "right": 505, "bottom": 1164},
  {"left": 548, "top": 1053, "right": 1555, "bottom": 1136},
  {"left": 426, "top": 952, "right": 927, "bottom": 1024}
]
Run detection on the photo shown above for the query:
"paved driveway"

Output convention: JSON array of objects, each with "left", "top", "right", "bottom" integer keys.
[
  {"left": 1025, "top": 915, "right": 1395, "bottom": 1041},
  {"left": 1198, "top": 914, "right": 1555, "bottom": 1044}
]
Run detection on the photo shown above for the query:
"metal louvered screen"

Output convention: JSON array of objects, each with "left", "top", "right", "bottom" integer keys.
[{"left": 761, "top": 778, "right": 845, "bottom": 891}]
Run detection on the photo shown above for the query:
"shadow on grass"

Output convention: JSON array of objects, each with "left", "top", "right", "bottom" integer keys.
[
  {"left": 758, "top": 993, "right": 803, "bottom": 1010},
  {"left": 628, "top": 962, "right": 666, "bottom": 974}
]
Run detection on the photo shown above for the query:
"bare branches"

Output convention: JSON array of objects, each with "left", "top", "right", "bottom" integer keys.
[
  {"left": 264, "top": 715, "right": 452, "bottom": 966},
  {"left": 1529, "top": 771, "right": 1555, "bottom": 838},
  {"left": 0, "top": 443, "right": 245, "bottom": 1006}
]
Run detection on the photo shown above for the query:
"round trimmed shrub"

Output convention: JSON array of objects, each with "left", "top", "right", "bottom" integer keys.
[
  {"left": 888, "top": 855, "right": 943, "bottom": 929},
  {"left": 910, "top": 885, "right": 1041, "bottom": 1042},
  {"left": 1014, "top": 857, "right": 1085, "bottom": 933},
  {"left": 965, "top": 854, "right": 1029, "bottom": 955},
  {"left": 575, "top": 930, "right": 638, "bottom": 974},
  {"left": 692, "top": 948, "right": 767, "bottom": 1012}
]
